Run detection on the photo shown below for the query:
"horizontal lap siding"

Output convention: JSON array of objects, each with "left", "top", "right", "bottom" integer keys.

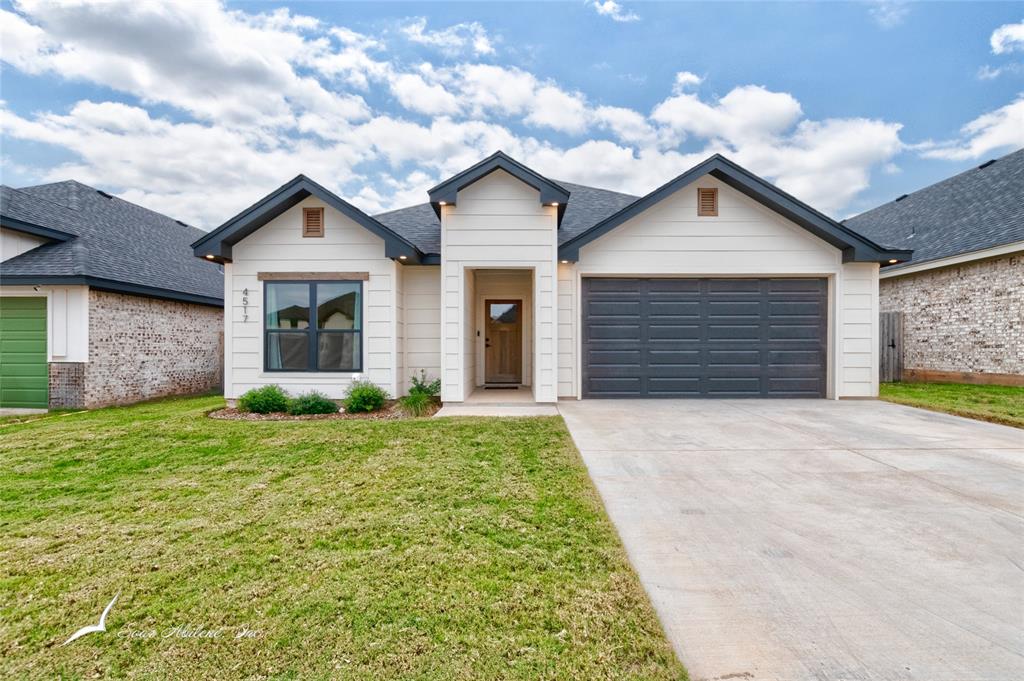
[
  {"left": 441, "top": 170, "right": 558, "bottom": 402},
  {"left": 402, "top": 267, "right": 441, "bottom": 395},
  {"left": 228, "top": 197, "right": 397, "bottom": 399}
]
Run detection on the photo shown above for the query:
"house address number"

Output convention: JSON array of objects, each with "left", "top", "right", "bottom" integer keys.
[{"left": 242, "top": 288, "right": 250, "bottom": 322}]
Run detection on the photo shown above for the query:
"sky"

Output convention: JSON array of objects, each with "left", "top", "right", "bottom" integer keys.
[{"left": 0, "top": 1, "right": 1022, "bottom": 230}]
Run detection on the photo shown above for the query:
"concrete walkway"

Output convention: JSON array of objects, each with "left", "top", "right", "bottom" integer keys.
[{"left": 558, "top": 399, "right": 1024, "bottom": 681}]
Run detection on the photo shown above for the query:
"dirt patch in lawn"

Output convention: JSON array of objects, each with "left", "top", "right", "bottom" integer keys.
[{"left": 208, "top": 399, "right": 440, "bottom": 421}]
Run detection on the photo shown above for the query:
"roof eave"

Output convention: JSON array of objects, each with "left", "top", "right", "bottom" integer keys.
[
  {"left": 0, "top": 274, "right": 223, "bottom": 307},
  {"left": 427, "top": 151, "right": 571, "bottom": 226},
  {"left": 0, "top": 215, "right": 76, "bottom": 243},
  {"left": 558, "top": 154, "right": 910, "bottom": 263},
  {"left": 192, "top": 175, "right": 425, "bottom": 264}
]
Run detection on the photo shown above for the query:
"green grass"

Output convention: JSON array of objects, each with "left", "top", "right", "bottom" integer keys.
[
  {"left": 0, "top": 396, "right": 684, "bottom": 680},
  {"left": 880, "top": 382, "right": 1024, "bottom": 428}
]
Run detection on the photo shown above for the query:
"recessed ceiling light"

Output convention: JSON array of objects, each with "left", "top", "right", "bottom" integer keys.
[
  {"left": 888, "top": 259, "right": 898, "bottom": 264},
  {"left": 205, "top": 254, "right": 215, "bottom": 260}
]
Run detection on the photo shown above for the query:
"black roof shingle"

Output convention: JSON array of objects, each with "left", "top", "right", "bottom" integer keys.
[
  {"left": 1, "top": 181, "right": 223, "bottom": 305},
  {"left": 845, "top": 148, "right": 1024, "bottom": 270}
]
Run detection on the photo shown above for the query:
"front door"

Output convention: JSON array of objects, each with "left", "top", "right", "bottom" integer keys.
[{"left": 485, "top": 300, "right": 522, "bottom": 384}]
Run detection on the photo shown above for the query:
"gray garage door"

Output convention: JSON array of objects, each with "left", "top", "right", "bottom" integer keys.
[{"left": 582, "top": 278, "right": 828, "bottom": 398}]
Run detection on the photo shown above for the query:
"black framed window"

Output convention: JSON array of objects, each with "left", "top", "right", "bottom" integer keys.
[{"left": 265, "top": 281, "right": 362, "bottom": 372}]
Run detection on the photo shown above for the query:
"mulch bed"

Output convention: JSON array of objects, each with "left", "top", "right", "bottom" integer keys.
[{"left": 208, "top": 399, "right": 440, "bottom": 421}]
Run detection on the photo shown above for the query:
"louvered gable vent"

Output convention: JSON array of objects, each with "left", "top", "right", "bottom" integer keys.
[
  {"left": 303, "top": 207, "right": 324, "bottom": 237},
  {"left": 697, "top": 188, "right": 718, "bottom": 216}
]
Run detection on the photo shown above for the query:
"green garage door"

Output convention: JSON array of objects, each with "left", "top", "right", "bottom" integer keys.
[{"left": 0, "top": 297, "right": 48, "bottom": 408}]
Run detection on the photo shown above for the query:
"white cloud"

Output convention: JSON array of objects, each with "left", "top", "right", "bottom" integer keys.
[
  {"left": 390, "top": 73, "right": 460, "bottom": 116},
  {"left": 977, "top": 63, "right": 1024, "bottom": 80},
  {"left": 400, "top": 18, "right": 495, "bottom": 56},
  {"left": 672, "top": 71, "right": 704, "bottom": 93},
  {"left": 918, "top": 96, "right": 1024, "bottom": 161},
  {"left": 591, "top": 1, "right": 639, "bottom": 23},
  {"left": 0, "top": 0, "right": 912, "bottom": 224},
  {"left": 991, "top": 21, "right": 1024, "bottom": 54},
  {"left": 868, "top": 1, "right": 909, "bottom": 30},
  {"left": 525, "top": 86, "right": 589, "bottom": 134}
]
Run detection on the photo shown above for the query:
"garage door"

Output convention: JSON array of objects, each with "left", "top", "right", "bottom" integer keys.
[
  {"left": 582, "top": 278, "right": 827, "bottom": 398},
  {"left": 0, "top": 297, "right": 48, "bottom": 408}
]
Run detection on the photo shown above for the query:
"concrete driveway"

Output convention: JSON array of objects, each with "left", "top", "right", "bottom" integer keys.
[{"left": 558, "top": 399, "right": 1024, "bottom": 681}]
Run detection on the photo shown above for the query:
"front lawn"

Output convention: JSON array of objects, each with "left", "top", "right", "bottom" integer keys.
[
  {"left": 880, "top": 382, "right": 1024, "bottom": 429},
  {"left": 0, "top": 396, "right": 684, "bottom": 680}
]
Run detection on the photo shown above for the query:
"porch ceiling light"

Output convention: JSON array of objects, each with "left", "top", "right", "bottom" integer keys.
[
  {"left": 205, "top": 254, "right": 215, "bottom": 260},
  {"left": 888, "top": 259, "right": 899, "bottom": 264},
  {"left": 438, "top": 201, "right": 447, "bottom": 206},
  {"left": 399, "top": 255, "right": 408, "bottom": 260},
  {"left": 550, "top": 202, "right": 559, "bottom": 206},
  {"left": 560, "top": 260, "right": 569, "bottom": 264}
]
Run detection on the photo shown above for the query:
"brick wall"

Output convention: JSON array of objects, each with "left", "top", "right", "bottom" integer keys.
[
  {"left": 879, "top": 254, "right": 1023, "bottom": 376},
  {"left": 82, "top": 290, "right": 223, "bottom": 408},
  {"left": 49, "top": 362, "right": 86, "bottom": 408}
]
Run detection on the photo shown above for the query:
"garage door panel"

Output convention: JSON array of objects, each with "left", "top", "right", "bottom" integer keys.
[
  {"left": 582, "top": 278, "right": 826, "bottom": 398},
  {"left": 586, "top": 324, "right": 641, "bottom": 341},
  {"left": 587, "top": 300, "right": 641, "bottom": 317},
  {"left": 0, "top": 297, "right": 48, "bottom": 409}
]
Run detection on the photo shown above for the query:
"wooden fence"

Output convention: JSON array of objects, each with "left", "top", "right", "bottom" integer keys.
[{"left": 879, "top": 311, "right": 904, "bottom": 383}]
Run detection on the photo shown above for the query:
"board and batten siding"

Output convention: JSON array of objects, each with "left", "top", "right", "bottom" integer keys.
[
  {"left": 0, "top": 284, "right": 89, "bottom": 362},
  {"left": 225, "top": 197, "right": 399, "bottom": 400},
  {"left": 439, "top": 170, "right": 559, "bottom": 402},
  {"left": 567, "top": 176, "right": 880, "bottom": 399},
  {"left": 1, "top": 228, "right": 49, "bottom": 263}
]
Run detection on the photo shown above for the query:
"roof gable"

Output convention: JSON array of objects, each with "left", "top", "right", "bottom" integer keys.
[
  {"left": 192, "top": 175, "right": 424, "bottom": 263},
  {"left": 427, "top": 151, "right": 570, "bottom": 225},
  {"left": 558, "top": 154, "right": 911, "bottom": 264}
]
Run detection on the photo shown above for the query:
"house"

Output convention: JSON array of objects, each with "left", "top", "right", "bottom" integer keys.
[
  {"left": 0, "top": 181, "right": 224, "bottom": 409},
  {"left": 192, "top": 152, "right": 909, "bottom": 405},
  {"left": 846, "top": 148, "right": 1023, "bottom": 386}
]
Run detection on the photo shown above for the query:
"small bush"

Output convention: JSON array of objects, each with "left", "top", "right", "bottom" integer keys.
[
  {"left": 237, "top": 385, "right": 289, "bottom": 414},
  {"left": 398, "top": 392, "right": 434, "bottom": 417},
  {"left": 287, "top": 391, "right": 339, "bottom": 415},
  {"left": 343, "top": 379, "right": 389, "bottom": 413},
  {"left": 409, "top": 370, "right": 441, "bottom": 397}
]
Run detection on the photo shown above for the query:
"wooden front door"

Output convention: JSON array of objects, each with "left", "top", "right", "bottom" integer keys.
[{"left": 485, "top": 300, "right": 522, "bottom": 384}]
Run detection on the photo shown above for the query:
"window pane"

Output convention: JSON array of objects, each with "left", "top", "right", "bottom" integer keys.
[
  {"left": 489, "top": 303, "right": 517, "bottom": 323},
  {"left": 318, "top": 332, "right": 359, "bottom": 371},
  {"left": 317, "top": 282, "right": 360, "bottom": 329},
  {"left": 267, "top": 332, "right": 309, "bottom": 370},
  {"left": 267, "top": 283, "right": 310, "bottom": 329}
]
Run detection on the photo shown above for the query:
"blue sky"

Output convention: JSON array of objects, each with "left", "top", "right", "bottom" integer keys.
[{"left": 1, "top": 1, "right": 1021, "bottom": 228}]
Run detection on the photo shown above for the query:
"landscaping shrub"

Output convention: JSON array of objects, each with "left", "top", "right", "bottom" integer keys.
[
  {"left": 237, "top": 385, "right": 289, "bottom": 414},
  {"left": 343, "top": 380, "right": 389, "bottom": 413},
  {"left": 409, "top": 370, "right": 441, "bottom": 397},
  {"left": 398, "top": 392, "right": 434, "bottom": 417},
  {"left": 287, "top": 391, "right": 339, "bottom": 415}
]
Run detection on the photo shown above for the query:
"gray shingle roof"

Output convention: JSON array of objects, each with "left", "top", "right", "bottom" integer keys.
[
  {"left": 372, "top": 180, "right": 639, "bottom": 255},
  {"left": 1, "top": 180, "right": 223, "bottom": 304},
  {"left": 845, "top": 148, "right": 1024, "bottom": 270}
]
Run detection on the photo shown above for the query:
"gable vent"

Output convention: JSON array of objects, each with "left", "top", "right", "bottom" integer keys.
[
  {"left": 697, "top": 187, "right": 718, "bottom": 216},
  {"left": 303, "top": 207, "right": 324, "bottom": 237}
]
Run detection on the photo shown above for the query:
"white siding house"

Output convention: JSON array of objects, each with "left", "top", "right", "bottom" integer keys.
[{"left": 194, "top": 152, "right": 908, "bottom": 404}]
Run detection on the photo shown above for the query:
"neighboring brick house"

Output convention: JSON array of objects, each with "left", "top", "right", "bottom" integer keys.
[
  {"left": 846, "top": 148, "right": 1024, "bottom": 386},
  {"left": 0, "top": 181, "right": 223, "bottom": 409}
]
